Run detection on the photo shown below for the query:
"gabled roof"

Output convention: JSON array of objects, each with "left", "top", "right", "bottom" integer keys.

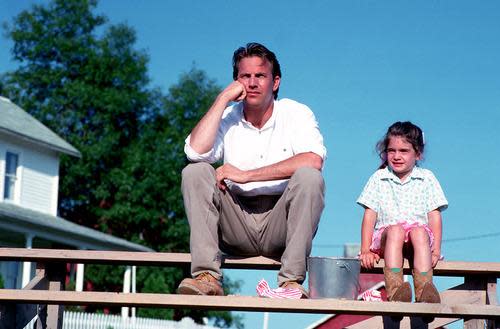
[
  {"left": 0, "top": 96, "right": 81, "bottom": 157},
  {"left": 0, "top": 202, "right": 153, "bottom": 252}
]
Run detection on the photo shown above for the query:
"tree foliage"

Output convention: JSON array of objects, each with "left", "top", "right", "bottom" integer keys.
[
  {"left": 1, "top": 0, "right": 242, "bottom": 327},
  {"left": 1, "top": 0, "right": 151, "bottom": 228}
]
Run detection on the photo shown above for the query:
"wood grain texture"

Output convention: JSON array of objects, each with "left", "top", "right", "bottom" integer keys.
[{"left": 0, "top": 290, "right": 499, "bottom": 319}]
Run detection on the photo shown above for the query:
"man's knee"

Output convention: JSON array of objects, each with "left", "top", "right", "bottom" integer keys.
[
  {"left": 182, "top": 162, "right": 214, "bottom": 181},
  {"left": 290, "top": 167, "right": 324, "bottom": 191},
  {"left": 181, "top": 163, "right": 216, "bottom": 194}
]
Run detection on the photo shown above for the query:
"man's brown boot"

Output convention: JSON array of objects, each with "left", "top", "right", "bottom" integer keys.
[
  {"left": 413, "top": 269, "right": 440, "bottom": 303},
  {"left": 280, "top": 281, "right": 309, "bottom": 299},
  {"left": 383, "top": 267, "right": 412, "bottom": 302},
  {"left": 177, "top": 272, "right": 224, "bottom": 296}
]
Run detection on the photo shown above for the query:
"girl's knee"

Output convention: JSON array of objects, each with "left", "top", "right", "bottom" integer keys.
[
  {"left": 386, "top": 224, "right": 405, "bottom": 238},
  {"left": 383, "top": 225, "right": 406, "bottom": 247},
  {"left": 409, "top": 227, "right": 430, "bottom": 244}
]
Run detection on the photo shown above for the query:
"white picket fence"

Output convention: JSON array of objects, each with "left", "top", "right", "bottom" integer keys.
[{"left": 24, "top": 312, "right": 219, "bottom": 329}]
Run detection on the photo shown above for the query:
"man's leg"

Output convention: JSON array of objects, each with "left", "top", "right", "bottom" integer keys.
[
  {"left": 262, "top": 167, "right": 325, "bottom": 286},
  {"left": 178, "top": 162, "right": 261, "bottom": 295},
  {"left": 181, "top": 162, "right": 222, "bottom": 280}
]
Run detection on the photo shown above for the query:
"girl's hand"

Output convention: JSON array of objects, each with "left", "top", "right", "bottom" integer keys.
[
  {"left": 359, "top": 208, "right": 378, "bottom": 269},
  {"left": 359, "top": 250, "right": 380, "bottom": 269},
  {"left": 431, "top": 251, "right": 441, "bottom": 268}
]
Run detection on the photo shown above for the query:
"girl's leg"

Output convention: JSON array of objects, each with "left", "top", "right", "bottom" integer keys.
[
  {"left": 408, "top": 227, "right": 432, "bottom": 272},
  {"left": 383, "top": 224, "right": 406, "bottom": 268},
  {"left": 381, "top": 224, "right": 411, "bottom": 302},
  {"left": 408, "top": 227, "right": 440, "bottom": 305}
]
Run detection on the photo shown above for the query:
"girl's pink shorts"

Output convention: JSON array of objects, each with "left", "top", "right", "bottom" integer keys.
[{"left": 370, "top": 221, "right": 434, "bottom": 255}]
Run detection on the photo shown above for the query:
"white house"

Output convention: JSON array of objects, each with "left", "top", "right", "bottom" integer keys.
[
  {"left": 0, "top": 95, "right": 152, "bottom": 292},
  {"left": 0, "top": 96, "right": 223, "bottom": 328}
]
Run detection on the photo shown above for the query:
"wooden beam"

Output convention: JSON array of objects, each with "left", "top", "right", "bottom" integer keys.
[
  {"left": 370, "top": 259, "right": 500, "bottom": 277},
  {"left": 1, "top": 248, "right": 500, "bottom": 276},
  {"left": 345, "top": 315, "right": 461, "bottom": 329},
  {"left": 23, "top": 272, "right": 47, "bottom": 291},
  {"left": 0, "top": 248, "right": 281, "bottom": 270},
  {"left": 487, "top": 277, "right": 498, "bottom": 306},
  {"left": 345, "top": 283, "right": 480, "bottom": 329},
  {"left": 0, "top": 290, "right": 499, "bottom": 319}
]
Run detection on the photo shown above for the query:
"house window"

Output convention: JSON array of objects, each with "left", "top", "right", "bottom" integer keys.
[{"left": 4, "top": 152, "right": 19, "bottom": 200}]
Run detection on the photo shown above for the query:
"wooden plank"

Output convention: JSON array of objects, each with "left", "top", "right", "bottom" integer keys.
[
  {"left": 1, "top": 248, "right": 500, "bottom": 276},
  {"left": 369, "top": 259, "right": 500, "bottom": 277},
  {"left": 345, "top": 283, "right": 474, "bottom": 329},
  {"left": 46, "top": 281, "right": 63, "bottom": 329},
  {"left": 35, "top": 262, "right": 65, "bottom": 329},
  {"left": 487, "top": 276, "right": 498, "bottom": 306},
  {"left": 463, "top": 276, "right": 491, "bottom": 329},
  {"left": 0, "top": 248, "right": 281, "bottom": 270},
  {"left": 0, "top": 290, "right": 499, "bottom": 319},
  {"left": 23, "top": 272, "right": 47, "bottom": 291},
  {"left": 347, "top": 280, "right": 499, "bottom": 329},
  {"left": 345, "top": 315, "right": 460, "bottom": 329}
]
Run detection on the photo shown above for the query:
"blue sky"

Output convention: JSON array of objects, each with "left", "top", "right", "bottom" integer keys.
[{"left": 1, "top": 1, "right": 500, "bottom": 328}]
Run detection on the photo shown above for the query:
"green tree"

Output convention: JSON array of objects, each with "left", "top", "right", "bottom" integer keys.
[
  {"left": 1, "top": 0, "right": 242, "bottom": 327},
  {"left": 1, "top": 0, "right": 151, "bottom": 228}
]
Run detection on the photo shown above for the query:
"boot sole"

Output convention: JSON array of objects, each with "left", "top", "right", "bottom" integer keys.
[
  {"left": 420, "top": 283, "right": 441, "bottom": 303},
  {"left": 391, "top": 282, "right": 412, "bottom": 302},
  {"left": 176, "top": 283, "right": 224, "bottom": 296},
  {"left": 176, "top": 283, "right": 204, "bottom": 295}
]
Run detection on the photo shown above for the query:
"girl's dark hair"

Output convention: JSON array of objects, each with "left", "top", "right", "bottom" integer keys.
[
  {"left": 232, "top": 42, "right": 282, "bottom": 99},
  {"left": 376, "top": 121, "right": 425, "bottom": 169}
]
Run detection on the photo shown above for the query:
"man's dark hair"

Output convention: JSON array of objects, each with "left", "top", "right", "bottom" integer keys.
[{"left": 232, "top": 42, "right": 282, "bottom": 99}]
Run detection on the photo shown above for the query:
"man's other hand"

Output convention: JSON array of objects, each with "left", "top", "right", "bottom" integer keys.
[{"left": 215, "top": 163, "right": 248, "bottom": 191}]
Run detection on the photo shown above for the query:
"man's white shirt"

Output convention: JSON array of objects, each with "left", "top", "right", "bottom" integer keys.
[{"left": 185, "top": 98, "right": 326, "bottom": 196}]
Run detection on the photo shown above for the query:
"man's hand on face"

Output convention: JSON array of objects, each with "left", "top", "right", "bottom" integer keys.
[
  {"left": 220, "top": 81, "right": 246, "bottom": 103},
  {"left": 215, "top": 163, "right": 248, "bottom": 191}
]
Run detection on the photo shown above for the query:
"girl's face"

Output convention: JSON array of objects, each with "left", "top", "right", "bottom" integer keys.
[{"left": 386, "top": 135, "right": 421, "bottom": 182}]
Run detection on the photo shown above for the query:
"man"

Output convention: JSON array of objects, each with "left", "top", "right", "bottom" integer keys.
[{"left": 177, "top": 42, "right": 326, "bottom": 298}]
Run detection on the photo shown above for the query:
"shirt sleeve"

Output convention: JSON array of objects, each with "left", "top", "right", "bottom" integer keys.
[
  {"left": 184, "top": 134, "right": 221, "bottom": 163},
  {"left": 357, "top": 172, "right": 380, "bottom": 213},
  {"left": 184, "top": 122, "right": 226, "bottom": 163},
  {"left": 184, "top": 105, "right": 239, "bottom": 163},
  {"left": 290, "top": 103, "right": 327, "bottom": 160},
  {"left": 424, "top": 171, "right": 448, "bottom": 212}
]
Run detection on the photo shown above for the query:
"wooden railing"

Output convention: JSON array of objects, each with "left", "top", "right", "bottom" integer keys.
[{"left": 0, "top": 247, "right": 498, "bottom": 329}]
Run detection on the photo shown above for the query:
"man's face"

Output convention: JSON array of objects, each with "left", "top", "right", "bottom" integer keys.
[{"left": 236, "top": 56, "right": 280, "bottom": 108}]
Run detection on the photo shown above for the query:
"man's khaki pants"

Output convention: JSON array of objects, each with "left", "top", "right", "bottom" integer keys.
[{"left": 181, "top": 162, "right": 325, "bottom": 285}]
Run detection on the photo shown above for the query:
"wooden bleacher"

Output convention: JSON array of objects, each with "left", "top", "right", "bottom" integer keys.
[{"left": 0, "top": 248, "right": 498, "bottom": 329}]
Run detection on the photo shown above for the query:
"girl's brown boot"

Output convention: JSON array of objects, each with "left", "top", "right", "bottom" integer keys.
[
  {"left": 383, "top": 267, "right": 412, "bottom": 302},
  {"left": 412, "top": 269, "right": 441, "bottom": 303}
]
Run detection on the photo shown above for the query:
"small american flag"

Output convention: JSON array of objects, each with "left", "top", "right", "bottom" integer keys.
[
  {"left": 358, "top": 289, "right": 382, "bottom": 302},
  {"left": 256, "top": 279, "right": 303, "bottom": 299}
]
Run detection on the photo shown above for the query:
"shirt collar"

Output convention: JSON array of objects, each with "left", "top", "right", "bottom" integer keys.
[
  {"left": 239, "top": 100, "right": 277, "bottom": 131},
  {"left": 380, "top": 166, "right": 424, "bottom": 184}
]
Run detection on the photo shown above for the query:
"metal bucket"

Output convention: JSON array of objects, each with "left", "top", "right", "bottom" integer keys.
[{"left": 308, "top": 256, "right": 361, "bottom": 299}]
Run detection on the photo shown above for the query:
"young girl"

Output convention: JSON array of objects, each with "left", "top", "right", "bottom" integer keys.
[{"left": 357, "top": 121, "right": 448, "bottom": 303}]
